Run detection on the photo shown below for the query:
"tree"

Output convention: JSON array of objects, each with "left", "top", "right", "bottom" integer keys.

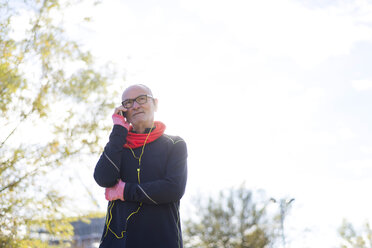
[
  {"left": 0, "top": 0, "right": 116, "bottom": 246},
  {"left": 183, "top": 185, "right": 279, "bottom": 248},
  {"left": 339, "top": 219, "right": 372, "bottom": 248}
]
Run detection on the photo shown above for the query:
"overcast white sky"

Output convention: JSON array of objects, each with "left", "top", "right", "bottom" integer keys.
[{"left": 14, "top": 0, "right": 372, "bottom": 247}]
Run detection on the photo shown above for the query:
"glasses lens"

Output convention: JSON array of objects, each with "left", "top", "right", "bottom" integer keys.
[
  {"left": 136, "top": 95, "right": 148, "bottom": 104},
  {"left": 122, "top": 100, "right": 133, "bottom": 108}
]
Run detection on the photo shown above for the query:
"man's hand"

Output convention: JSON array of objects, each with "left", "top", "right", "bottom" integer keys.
[
  {"left": 112, "top": 106, "right": 130, "bottom": 129},
  {"left": 105, "top": 180, "right": 125, "bottom": 201}
]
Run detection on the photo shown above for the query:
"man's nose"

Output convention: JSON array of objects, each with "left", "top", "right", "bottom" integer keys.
[{"left": 132, "top": 101, "right": 140, "bottom": 108}]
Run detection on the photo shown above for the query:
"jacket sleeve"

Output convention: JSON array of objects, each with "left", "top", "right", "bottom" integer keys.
[
  {"left": 124, "top": 139, "right": 187, "bottom": 205},
  {"left": 93, "top": 125, "right": 128, "bottom": 188}
]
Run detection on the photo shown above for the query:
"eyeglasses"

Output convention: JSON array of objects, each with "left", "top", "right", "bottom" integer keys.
[{"left": 121, "top": 94, "right": 153, "bottom": 109}]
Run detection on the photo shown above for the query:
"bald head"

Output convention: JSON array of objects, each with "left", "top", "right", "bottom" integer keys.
[{"left": 122, "top": 84, "right": 153, "bottom": 99}]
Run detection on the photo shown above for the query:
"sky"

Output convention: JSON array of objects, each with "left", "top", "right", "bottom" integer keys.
[{"left": 12, "top": 0, "right": 372, "bottom": 247}]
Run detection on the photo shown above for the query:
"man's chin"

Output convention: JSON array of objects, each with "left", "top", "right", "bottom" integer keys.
[{"left": 130, "top": 116, "right": 148, "bottom": 125}]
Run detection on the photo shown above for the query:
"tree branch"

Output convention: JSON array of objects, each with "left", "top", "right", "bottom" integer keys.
[{"left": 0, "top": 109, "right": 34, "bottom": 148}]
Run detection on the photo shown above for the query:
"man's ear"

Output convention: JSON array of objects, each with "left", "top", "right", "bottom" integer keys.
[{"left": 153, "top": 98, "right": 158, "bottom": 112}]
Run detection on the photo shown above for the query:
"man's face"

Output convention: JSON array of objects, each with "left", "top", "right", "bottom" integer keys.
[{"left": 121, "top": 86, "right": 157, "bottom": 127}]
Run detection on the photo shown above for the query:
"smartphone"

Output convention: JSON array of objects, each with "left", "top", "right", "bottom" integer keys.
[{"left": 120, "top": 111, "right": 127, "bottom": 117}]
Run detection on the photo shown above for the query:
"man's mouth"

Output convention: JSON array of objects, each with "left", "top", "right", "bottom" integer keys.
[{"left": 132, "top": 112, "right": 144, "bottom": 117}]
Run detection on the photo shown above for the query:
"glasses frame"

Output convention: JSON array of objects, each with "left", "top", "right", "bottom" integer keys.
[{"left": 121, "top": 94, "right": 153, "bottom": 109}]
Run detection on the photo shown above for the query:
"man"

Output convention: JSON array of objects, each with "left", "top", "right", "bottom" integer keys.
[{"left": 94, "top": 84, "right": 187, "bottom": 248}]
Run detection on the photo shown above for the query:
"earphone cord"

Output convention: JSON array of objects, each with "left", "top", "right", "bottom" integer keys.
[{"left": 104, "top": 122, "right": 155, "bottom": 240}]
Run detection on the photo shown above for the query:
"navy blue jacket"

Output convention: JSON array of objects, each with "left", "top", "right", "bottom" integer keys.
[{"left": 94, "top": 125, "right": 187, "bottom": 248}]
